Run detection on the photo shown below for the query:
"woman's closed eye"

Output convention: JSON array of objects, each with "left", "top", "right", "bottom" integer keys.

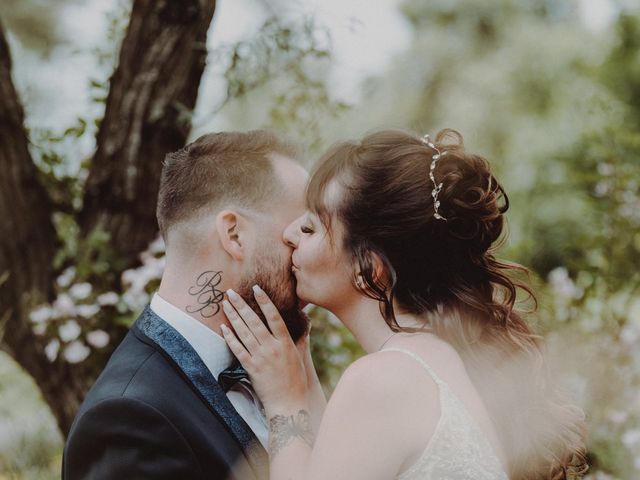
[{"left": 300, "top": 225, "right": 314, "bottom": 234}]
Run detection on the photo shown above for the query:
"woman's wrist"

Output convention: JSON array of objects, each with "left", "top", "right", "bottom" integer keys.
[
  {"left": 266, "top": 405, "right": 316, "bottom": 459},
  {"left": 265, "top": 395, "right": 311, "bottom": 420}
]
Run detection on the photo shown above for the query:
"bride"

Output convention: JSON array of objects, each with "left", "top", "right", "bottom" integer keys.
[{"left": 220, "top": 129, "right": 588, "bottom": 479}]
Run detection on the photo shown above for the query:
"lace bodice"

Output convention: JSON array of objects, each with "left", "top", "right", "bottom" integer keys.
[{"left": 381, "top": 348, "right": 509, "bottom": 480}]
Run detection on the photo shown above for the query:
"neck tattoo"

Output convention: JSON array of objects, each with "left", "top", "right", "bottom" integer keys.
[{"left": 185, "top": 270, "right": 224, "bottom": 318}]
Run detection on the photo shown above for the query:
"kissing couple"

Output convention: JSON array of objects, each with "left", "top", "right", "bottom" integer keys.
[{"left": 63, "top": 129, "right": 588, "bottom": 479}]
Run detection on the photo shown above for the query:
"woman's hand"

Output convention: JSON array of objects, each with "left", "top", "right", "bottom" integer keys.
[
  {"left": 220, "top": 285, "right": 310, "bottom": 416},
  {"left": 294, "top": 323, "right": 328, "bottom": 430}
]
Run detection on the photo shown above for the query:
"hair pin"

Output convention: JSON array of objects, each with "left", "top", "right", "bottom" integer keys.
[{"left": 421, "top": 135, "right": 447, "bottom": 221}]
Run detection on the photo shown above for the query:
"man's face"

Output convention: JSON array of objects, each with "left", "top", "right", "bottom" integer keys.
[{"left": 237, "top": 154, "right": 309, "bottom": 342}]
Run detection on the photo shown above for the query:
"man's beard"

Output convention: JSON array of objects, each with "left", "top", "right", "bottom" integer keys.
[{"left": 237, "top": 244, "right": 309, "bottom": 343}]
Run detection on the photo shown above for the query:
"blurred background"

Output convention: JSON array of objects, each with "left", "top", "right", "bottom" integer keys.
[{"left": 0, "top": 0, "right": 639, "bottom": 478}]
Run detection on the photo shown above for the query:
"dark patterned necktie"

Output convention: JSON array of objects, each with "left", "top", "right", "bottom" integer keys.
[{"left": 218, "top": 362, "right": 251, "bottom": 393}]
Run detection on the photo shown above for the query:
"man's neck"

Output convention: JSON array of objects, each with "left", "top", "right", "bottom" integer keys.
[{"left": 158, "top": 269, "right": 229, "bottom": 334}]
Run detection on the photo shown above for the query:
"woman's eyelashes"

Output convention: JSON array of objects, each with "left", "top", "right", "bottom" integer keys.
[{"left": 300, "top": 224, "right": 314, "bottom": 234}]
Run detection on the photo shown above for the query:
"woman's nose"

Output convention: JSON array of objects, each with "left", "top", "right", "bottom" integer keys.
[{"left": 283, "top": 215, "right": 302, "bottom": 248}]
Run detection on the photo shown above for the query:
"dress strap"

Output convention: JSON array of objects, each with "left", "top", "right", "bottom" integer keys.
[{"left": 380, "top": 347, "right": 448, "bottom": 388}]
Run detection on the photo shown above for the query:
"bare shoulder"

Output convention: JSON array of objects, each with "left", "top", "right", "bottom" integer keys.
[
  {"left": 333, "top": 345, "right": 441, "bottom": 402},
  {"left": 386, "top": 333, "right": 467, "bottom": 376},
  {"left": 309, "top": 346, "right": 442, "bottom": 478},
  {"left": 322, "top": 342, "right": 443, "bottom": 467}
]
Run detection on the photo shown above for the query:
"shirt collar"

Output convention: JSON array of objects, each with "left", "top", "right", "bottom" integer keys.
[{"left": 150, "top": 292, "right": 234, "bottom": 378}]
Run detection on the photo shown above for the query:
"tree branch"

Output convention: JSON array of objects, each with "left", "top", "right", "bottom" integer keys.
[{"left": 80, "top": 0, "right": 217, "bottom": 263}]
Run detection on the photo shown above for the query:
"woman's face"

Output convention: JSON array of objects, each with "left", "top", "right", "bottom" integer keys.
[{"left": 282, "top": 195, "right": 356, "bottom": 310}]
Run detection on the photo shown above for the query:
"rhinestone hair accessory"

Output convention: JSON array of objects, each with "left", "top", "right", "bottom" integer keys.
[{"left": 421, "top": 134, "right": 447, "bottom": 221}]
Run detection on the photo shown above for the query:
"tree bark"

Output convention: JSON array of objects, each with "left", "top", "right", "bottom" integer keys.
[
  {"left": 0, "top": 18, "right": 86, "bottom": 434},
  {"left": 0, "top": 0, "right": 217, "bottom": 437},
  {"left": 81, "top": 0, "right": 217, "bottom": 263}
]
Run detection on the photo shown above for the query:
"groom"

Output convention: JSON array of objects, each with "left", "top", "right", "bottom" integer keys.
[{"left": 62, "top": 130, "right": 310, "bottom": 479}]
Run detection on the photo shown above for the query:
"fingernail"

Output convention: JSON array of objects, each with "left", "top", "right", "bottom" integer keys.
[
  {"left": 252, "top": 285, "right": 265, "bottom": 297},
  {"left": 222, "top": 300, "right": 232, "bottom": 311},
  {"left": 220, "top": 324, "right": 229, "bottom": 334},
  {"left": 227, "top": 289, "right": 239, "bottom": 301}
]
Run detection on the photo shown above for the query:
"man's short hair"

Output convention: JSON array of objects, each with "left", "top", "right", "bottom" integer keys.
[{"left": 157, "top": 130, "right": 300, "bottom": 240}]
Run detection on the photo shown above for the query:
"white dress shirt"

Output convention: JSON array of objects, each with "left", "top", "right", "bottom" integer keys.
[{"left": 150, "top": 293, "right": 268, "bottom": 448}]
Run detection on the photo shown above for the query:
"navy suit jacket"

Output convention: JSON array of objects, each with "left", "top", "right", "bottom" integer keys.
[{"left": 62, "top": 306, "right": 268, "bottom": 480}]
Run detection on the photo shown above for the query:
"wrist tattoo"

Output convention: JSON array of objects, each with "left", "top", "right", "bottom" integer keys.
[
  {"left": 186, "top": 271, "right": 224, "bottom": 318},
  {"left": 268, "top": 410, "right": 315, "bottom": 458}
]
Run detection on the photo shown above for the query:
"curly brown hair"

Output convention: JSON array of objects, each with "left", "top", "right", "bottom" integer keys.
[{"left": 306, "top": 128, "right": 588, "bottom": 479}]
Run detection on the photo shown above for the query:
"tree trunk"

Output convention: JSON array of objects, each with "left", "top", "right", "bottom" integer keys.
[
  {"left": 0, "top": 0, "right": 217, "bottom": 437},
  {"left": 81, "top": 0, "right": 217, "bottom": 263},
  {"left": 0, "top": 18, "right": 86, "bottom": 434}
]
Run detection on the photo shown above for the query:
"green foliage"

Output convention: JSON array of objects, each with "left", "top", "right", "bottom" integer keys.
[
  {"left": 537, "top": 19, "right": 640, "bottom": 478},
  {"left": 52, "top": 213, "right": 126, "bottom": 283},
  {"left": 557, "top": 129, "right": 640, "bottom": 291},
  {"left": 211, "top": 15, "right": 349, "bottom": 153},
  {"left": 30, "top": 117, "right": 91, "bottom": 213},
  {"left": 599, "top": 14, "right": 640, "bottom": 120},
  {"left": 307, "top": 307, "right": 364, "bottom": 393}
]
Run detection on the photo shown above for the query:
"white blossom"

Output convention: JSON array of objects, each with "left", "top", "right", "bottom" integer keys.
[
  {"left": 548, "top": 267, "right": 582, "bottom": 300},
  {"left": 148, "top": 236, "right": 165, "bottom": 254},
  {"left": 56, "top": 267, "right": 76, "bottom": 288},
  {"left": 63, "top": 341, "right": 91, "bottom": 363},
  {"left": 121, "top": 268, "right": 137, "bottom": 285},
  {"left": 76, "top": 304, "right": 100, "bottom": 318},
  {"left": 622, "top": 428, "right": 640, "bottom": 448},
  {"left": 608, "top": 409, "right": 628, "bottom": 425},
  {"left": 620, "top": 189, "right": 637, "bottom": 204},
  {"left": 122, "top": 290, "right": 149, "bottom": 311},
  {"left": 328, "top": 332, "right": 342, "bottom": 347},
  {"left": 122, "top": 257, "right": 164, "bottom": 296},
  {"left": 139, "top": 250, "right": 154, "bottom": 264},
  {"left": 620, "top": 324, "right": 640, "bottom": 346},
  {"left": 579, "top": 315, "right": 603, "bottom": 333},
  {"left": 29, "top": 305, "right": 53, "bottom": 324},
  {"left": 597, "top": 162, "right": 614, "bottom": 176},
  {"left": 594, "top": 180, "right": 610, "bottom": 197},
  {"left": 86, "top": 330, "right": 110, "bottom": 348},
  {"left": 144, "top": 256, "right": 165, "bottom": 279},
  {"left": 32, "top": 323, "right": 47, "bottom": 335},
  {"left": 58, "top": 320, "right": 81, "bottom": 342},
  {"left": 53, "top": 293, "right": 76, "bottom": 317},
  {"left": 44, "top": 339, "right": 60, "bottom": 362},
  {"left": 329, "top": 352, "right": 349, "bottom": 364},
  {"left": 69, "top": 282, "right": 92, "bottom": 300},
  {"left": 122, "top": 269, "right": 146, "bottom": 293},
  {"left": 97, "top": 292, "right": 119, "bottom": 306}
]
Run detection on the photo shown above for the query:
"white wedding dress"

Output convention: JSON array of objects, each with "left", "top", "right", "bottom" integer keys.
[{"left": 381, "top": 348, "right": 509, "bottom": 480}]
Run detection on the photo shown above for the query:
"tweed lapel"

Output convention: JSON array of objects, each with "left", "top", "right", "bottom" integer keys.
[{"left": 133, "top": 305, "right": 269, "bottom": 479}]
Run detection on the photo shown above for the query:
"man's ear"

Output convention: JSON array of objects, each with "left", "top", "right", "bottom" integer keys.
[{"left": 215, "top": 210, "right": 247, "bottom": 261}]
